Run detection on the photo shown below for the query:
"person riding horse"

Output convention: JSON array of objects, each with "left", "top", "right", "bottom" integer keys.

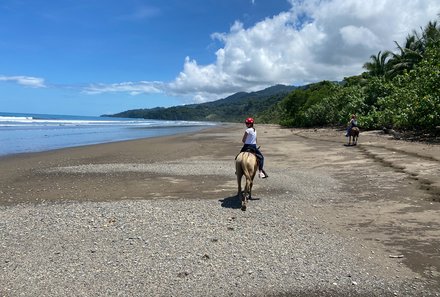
[
  {"left": 345, "top": 114, "right": 358, "bottom": 137},
  {"left": 240, "top": 117, "right": 268, "bottom": 178}
]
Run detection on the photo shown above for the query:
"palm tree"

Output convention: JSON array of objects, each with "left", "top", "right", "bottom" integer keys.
[
  {"left": 420, "top": 20, "right": 440, "bottom": 47},
  {"left": 362, "top": 51, "right": 391, "bottom": 77},
  {"left": 386, "top": 35, "right": 423, "bottom": 78},
  {"left": 386, "top": 20, "right": 440, "bottom": 79}
]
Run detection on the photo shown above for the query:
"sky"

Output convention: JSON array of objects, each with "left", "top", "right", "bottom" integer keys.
[{"left": 1, "top": 0, "right": 439, "bottom": 116}]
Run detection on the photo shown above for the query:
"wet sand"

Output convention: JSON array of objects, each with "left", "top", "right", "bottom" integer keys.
[{"left": 1, "top": 123, "right": 440, "bottom": 293}]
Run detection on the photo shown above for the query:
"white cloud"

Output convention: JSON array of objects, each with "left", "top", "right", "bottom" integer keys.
[
  {"left": 83, "top": 81, "right": 163, "bottom": 96},
  {"left": 339, "top": 26, "right": 380, "bottom": 48},
  {"left": 84, "top": 0, "right": 440, "bottom": 104},
  {"left": 0, "top": 75, "right": 46, "bottom": 88},
  {"left": 166, "top": 0, "right": 440, "bottom": 102}
]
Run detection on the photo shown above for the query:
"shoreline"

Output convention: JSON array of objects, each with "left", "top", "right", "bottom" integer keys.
[
  {"left": 0, "top": 122, "right": 217, "bottom": 158},
  {"left": 1, "top": 124, "right": 440, "bottom": 296},
  {"left": 0, "top": 123, "right": 241, "bottom": 205}
]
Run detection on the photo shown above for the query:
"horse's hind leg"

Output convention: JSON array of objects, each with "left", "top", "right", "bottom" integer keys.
[
  {"left": 236, "top": 171, "right": 242, "bottom": 197},
  {"left": 242, "top": 177, "right": 253, "bottom": 211},
  {"left": 248, "top": 180, "right": 253, "bottom": 200},
  {"left": 241, "top": 192, "right": 248, "bottom": 211}
]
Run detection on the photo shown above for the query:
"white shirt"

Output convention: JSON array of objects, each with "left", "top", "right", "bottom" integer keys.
[{"left": 244, "top": 127, "right": 257, "bottom": 144}]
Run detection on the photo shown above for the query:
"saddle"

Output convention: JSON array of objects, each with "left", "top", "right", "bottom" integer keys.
[
  {"left": 235, "top": 148, "right": 262, "bottom": 164},
  {"left": 244, "top": 147, "right": 257, "bottom": 154}
]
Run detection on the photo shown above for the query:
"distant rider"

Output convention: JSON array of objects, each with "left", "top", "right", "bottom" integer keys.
[{"left": 345, "top": 114, "right": 358, "bottom": 137}]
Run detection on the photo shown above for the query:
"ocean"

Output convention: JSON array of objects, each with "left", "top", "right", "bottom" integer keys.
[{"left": 0, "top": 112, "right": 216, "bottom": 157}]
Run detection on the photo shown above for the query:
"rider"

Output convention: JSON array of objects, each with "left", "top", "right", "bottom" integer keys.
[
  {"left": 345, "top": 114, "right": 358, "bottom": 137},
  {"left": 240, "top": 117, "right": 268, "bottom": 178}
]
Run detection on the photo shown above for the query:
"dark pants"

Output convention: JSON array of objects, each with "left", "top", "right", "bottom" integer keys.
[{"left": 240, "top": 144, "right": 264, "bottom": 171}]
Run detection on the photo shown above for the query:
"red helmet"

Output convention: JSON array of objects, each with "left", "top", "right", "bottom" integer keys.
[{"left": 245, "top": 117, "right": 254, "bottom": 124}]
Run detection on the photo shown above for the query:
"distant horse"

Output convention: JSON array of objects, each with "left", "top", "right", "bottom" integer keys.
[
  {"left": 235, "top": 151, "right": 258, "bottom": 211},
  {"left": 347, "top": 127, "right": 360, "bottom": 146}
]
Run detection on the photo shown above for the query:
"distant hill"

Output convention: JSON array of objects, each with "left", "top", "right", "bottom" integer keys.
[{"left": 104, "top": 84, "right": 297, "bottom": 122}]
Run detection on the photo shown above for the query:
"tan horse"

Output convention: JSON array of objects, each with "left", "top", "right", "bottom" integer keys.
[
  {"left": 235, "top": 151, "right": 258, "bottom": 211},
  {"left": 348, "top": 127, "right": 360, "bottom": 146}
]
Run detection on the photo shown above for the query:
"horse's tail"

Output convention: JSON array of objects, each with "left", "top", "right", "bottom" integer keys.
[
  {"left": 353, "top": 127, "right": 360, "bottom": 137},
  {"left": 240, "top": 152, "right": 257, "bottom": 193}
]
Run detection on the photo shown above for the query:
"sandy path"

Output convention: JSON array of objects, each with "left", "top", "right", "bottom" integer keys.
[{"left": 1, "top": 124, "right": 439, "bottom": 296}]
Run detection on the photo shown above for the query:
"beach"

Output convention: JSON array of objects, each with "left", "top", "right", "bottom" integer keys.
[{"left": 1, "top": 124, "right": 440, "bottom": 296}]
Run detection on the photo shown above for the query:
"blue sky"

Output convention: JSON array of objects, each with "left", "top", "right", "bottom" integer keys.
[{"left": 1, "top": 0, "right": 439, "bottom": 116}]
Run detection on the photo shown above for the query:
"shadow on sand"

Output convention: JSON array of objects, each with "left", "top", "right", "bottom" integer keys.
[
  {"left": 219, "top": 195, "right": 241, "bottom": 209},
  {"left": 219, "top": 195, "right": 260, "bottom": 209}
]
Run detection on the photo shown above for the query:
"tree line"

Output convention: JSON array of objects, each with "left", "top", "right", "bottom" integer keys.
[{"left": 257, "top": 17, "right": 440, "bottom": 133}]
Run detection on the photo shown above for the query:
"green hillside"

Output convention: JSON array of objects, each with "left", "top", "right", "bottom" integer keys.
[{"left": 105, "top": 84, "right": 296, "bottom": 122}]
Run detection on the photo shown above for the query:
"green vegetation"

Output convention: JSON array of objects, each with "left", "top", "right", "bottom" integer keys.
[
  {"left": 105, "top": 85, "right": 296, "bottom": 123},
  {"left": 107, "top": 18, "right": 440, "bottom": 135},
  {"left": 262, "top": 17, "right": 440, "bottom": 133}
]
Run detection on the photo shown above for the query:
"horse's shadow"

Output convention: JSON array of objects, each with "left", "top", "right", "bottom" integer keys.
[{"left": 219, "top": 195, "right": 260, "bottom": 209}]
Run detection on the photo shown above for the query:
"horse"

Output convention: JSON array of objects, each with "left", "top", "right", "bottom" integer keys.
[
  {"left": 235, "top": 151, "right": 258, "bottom": 211},
  {"left": 347, "top": 127, "right": 360, "bottom": 146}
]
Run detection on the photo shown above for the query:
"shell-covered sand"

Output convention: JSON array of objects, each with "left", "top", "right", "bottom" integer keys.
[{"left": 1, "top": 124, "right": 439, "bottom": 296}]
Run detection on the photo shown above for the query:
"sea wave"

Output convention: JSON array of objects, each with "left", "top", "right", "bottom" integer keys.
[
  {"left": 0, "top": 112, "right": 216, "bottom": 156},
  {"left": 0, "top": 114, "right": 213, "bottom": 128},
  {"left": 0, "top": 116, "right": 34, "bottom": 121}
]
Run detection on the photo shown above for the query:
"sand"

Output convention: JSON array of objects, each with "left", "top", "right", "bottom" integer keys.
[{"left": 1, "top": 123, "right": 440, "bottom": 296}]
